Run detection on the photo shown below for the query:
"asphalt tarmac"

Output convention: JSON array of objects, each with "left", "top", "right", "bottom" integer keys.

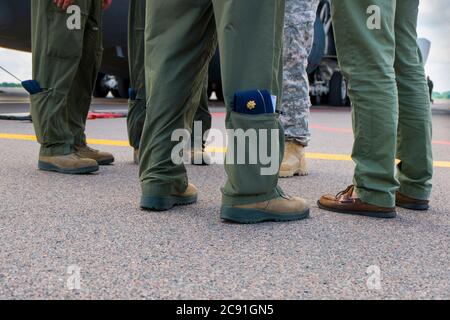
[{"left": 0, "top": 90, "right": 449, "bottom": 299}]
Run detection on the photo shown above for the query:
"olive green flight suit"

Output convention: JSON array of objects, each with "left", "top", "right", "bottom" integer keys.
[
  {"left": 331, "top": 0, "right": 433, "bottom": 207},
  {"left": 127, "top": 0, "right": 212, "bottom": 150},
  {"left": 139, "top": 0, "right": 286, "bottom": 206},
  {"left": 31, "top": 0, "right": 103, "bottom": 156}
]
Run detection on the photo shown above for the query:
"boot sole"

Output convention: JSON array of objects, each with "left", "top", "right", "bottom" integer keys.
[
  {"left": 191, "top": 155, "right": 211, "bottom": 166},
  {"left": 279, "top": 169, "right": 308, "bottom": 178},
  {"left": 396, "top": 203, "right": 429, "bottom": 211},
  {"left": 317, "top": 201, "right": 397, "bottom": 219},
  {"left": 38, "top": 161, "right": 99, "bottom": 174},
  {"left": 97, "top": 158, "right": 115, "bottom": 166},
  {"left": 141, "top": 194, "right": 198, "bottom": 211},
  {"left": 191, "top": 162, "right": 210, "bottom": 166},
  {"left": 221, "top": 207, "right": 310, "bottom": 224}
]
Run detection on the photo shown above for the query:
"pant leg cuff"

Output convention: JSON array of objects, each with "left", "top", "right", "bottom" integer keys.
[
  {"left": 399, "top": 185, "right": 431, "bottom": 201},
  {"left": 39, "top": 145, "right": 73, "bottom": 157},
  {"left": 285, "top": 136, "right": 309, "bottom": 147},
  {"left": 221, "top": 188, "right": 282, "bottom": 207},
  {"left": 141, "top": 182, "right": 187, "bottom": 197},
  {"left": 74, "top": 139, "right": 87, "bottom": 148},
  {"left": 355, "top": 186, "right": 395, "bottom": 208}
]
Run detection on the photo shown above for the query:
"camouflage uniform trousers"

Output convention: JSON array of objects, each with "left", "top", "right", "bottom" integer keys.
[{"left": 281, "top": 0, "right": 320, "bottom": 146}]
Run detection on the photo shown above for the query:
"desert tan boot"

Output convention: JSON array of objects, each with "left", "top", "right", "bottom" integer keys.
[
  {"left": 279, "top": 140, "right": 308, "bottom": 178},
  {"left": 38, "top": 153, "right": 99, "bottom": 174},
  {"left": 141, "top": 183, "right": 198, "bottom": 211},
  {"left": 221, "top": 195, "right": 310, "bottom": 224},
  {"left": 75, "top": 145, "right": 115, "bottom": 166}
]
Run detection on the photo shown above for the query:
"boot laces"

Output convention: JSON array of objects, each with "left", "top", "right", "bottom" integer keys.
[
  {"left": 335, "top": 185, "right": 354, "bottom": 198},
  {"left": 78, "top": 145, "right": 98, "bottom": 153}
]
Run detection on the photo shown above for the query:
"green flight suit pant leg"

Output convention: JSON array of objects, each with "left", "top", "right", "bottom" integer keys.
[
  {"left": 331, "top": 0, "right": 433, "bottom": 207},
  {"left": 127, "top": 0, "right": 147, "bottom": 150},
  {"left": 127, "top": 0, "right": 212, "bottom": 150},
  {"left": 31, "top": 0, "right": 103, "bottom": 156},
  {"left": 215, "top": 0, "right": 286, "bottom": 206},
  {"left": 192, "top": 78, "right": 212, "bottom": 150},
  {"left": 394, "top": 0, "right": 433, "bottom": 201},
  {"left": 140, "top": 0, "right": 286, "bottom": 206}
]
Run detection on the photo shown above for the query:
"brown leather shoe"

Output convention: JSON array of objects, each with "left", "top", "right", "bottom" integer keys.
[
  {"left": 318, "top": 185, "right": 397, "bottom": 218},
  {"left": 396, "top": 192, "right": 429, "bottom": 211},
  {"left": 38, "top": 153, "right": 99, "bottom": 174},
  {"left": 280, "top": 141, "right": 308, "bottom": 178},
  {"left": 75, "top": 145, "right": 115, "bottom": 165}
]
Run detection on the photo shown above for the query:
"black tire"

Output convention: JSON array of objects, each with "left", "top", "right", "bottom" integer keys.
[
  {"left": 110, "top": 90, "right": 121, "bottom": 98},
  {"left": 312, "top": 94, "right": 321, "bottom": 106},
  {"left": 111, "top": 77, "right": 130, "bottom": 99},
  {"left": 207, "top": 85, "right": 213, "bottom": 101},
  {"left": 215, "top": 84, "right": 224, "bottom": 102},
  {"left": 328, "top": 71, "right": 348, "bottom": 107},
  {"left": 93, "top": 73, "right": 109, "bottom": 98}
]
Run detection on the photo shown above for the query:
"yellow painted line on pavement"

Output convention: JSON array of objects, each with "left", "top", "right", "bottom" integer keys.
[
  {"left": 85, "top": 138, "right": 129, "bottom": 147},
  {"left": 433, "top": 161, "right": 450, "bottom": 168},
  {"left": 306, "top": 152, "right": 352, "bottom": 162},
  {"left": 0, "top": 133, "right": 37, "bottom": 141},
  {"left": 1, "top": 133, "right": 449, "bottom": 168},
  {"left": 0, "top": 133, "right": 130, "bottom": 147}
]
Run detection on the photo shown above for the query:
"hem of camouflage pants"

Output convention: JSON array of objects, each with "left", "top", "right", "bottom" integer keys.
[
  {"left": 39, "top": 145, "right": 73, "bottom": 157},
  {"left": 221, "top": 188, "right": 283, "bottom": 207},
  {"left": 285, "top": 136, "right": 308, "bottom": 147},
  {"left": 399, "top": 185, "right": 432, "bottom": 202},
  {"left": 355, "top": 185, "right": 396, "bottom": 209},
  {"left": 141, "top": 182, "right": 189, "bottom": 198}
]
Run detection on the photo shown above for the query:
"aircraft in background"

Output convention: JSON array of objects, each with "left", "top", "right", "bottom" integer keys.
[{"left": 0, "top": 0, "right": 431, "bottom": 106}]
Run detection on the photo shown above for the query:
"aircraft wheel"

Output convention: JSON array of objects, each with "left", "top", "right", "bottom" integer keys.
[
  {"left": 312, "top": 94, "right": 322, "bottom": 106},
  {"left": 215, "top": 85, "right": 224, "bottom": 102},
  {"left": 207, "top": 85, "right": 213, "bottom": 100},
  {"left": 328, "top": 71, "right": 348, "bottom": 107},
  {"left": 111, "top": 77, "right": 130, "bottom": 99},
  {"left": 93, "top": 73, "right": 110, "bottom": 98}
]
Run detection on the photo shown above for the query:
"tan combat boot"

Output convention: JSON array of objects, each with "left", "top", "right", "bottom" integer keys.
[
  {"left": 141, "top": 183, "right": 198, "bottom": 211},
  {"left": 38, "top": 153, "right": 99, "bottom": 174},
  {"left": 221, "top": 195, "right": 310, "bottom": 224},
  {"left": 280, "top": 140, "right": 308, "bottom": 178},
  {"left": 75, "top": 145, "right": 115, "bottom": 166}
]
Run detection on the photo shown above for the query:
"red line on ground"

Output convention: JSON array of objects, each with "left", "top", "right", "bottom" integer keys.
[{"left": 433, "top": 140, "right": 450, "bottom": 146}]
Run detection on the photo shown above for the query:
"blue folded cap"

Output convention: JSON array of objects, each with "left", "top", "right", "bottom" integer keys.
[
  {"left": 233, "top": 90, "right": 275, "bottom": 115},
  {"left": 128, "top": 88, "right": 137, "bottom": 100},
  {"left": 22, "top": 80, "right": 43, "bottom": 95}
]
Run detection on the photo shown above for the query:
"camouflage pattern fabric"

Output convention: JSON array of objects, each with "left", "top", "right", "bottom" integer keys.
[{"left": 281, "top": 0, "right": 320, "bottom": 146}]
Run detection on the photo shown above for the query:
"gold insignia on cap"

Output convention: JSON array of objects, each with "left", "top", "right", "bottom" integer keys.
[{"left": 247, "top": 100, "right": 257, "bottom": 110}]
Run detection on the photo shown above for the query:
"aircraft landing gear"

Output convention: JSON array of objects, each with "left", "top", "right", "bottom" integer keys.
[
  {"left": 93, "top": 73, "right": 109, "bottom": 98},
  {"left": 93, "top": 74, "right": 130, "bottom": 99}
]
